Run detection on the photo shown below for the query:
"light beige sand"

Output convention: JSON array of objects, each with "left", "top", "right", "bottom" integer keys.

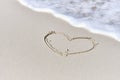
[{"left": 0, "top": 0, "right": 120, "bottom": 80}]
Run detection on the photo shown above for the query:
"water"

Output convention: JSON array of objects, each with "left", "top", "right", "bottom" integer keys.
[{"left": 18, "top": 0, "right": 120, "bottom": 41}]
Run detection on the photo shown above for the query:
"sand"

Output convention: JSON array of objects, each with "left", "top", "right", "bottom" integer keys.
[{"left": 0, "top": 0, "right": 120, "bottom": 80}]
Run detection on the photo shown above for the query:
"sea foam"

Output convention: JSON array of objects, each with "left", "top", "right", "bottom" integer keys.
[{"left": 18, "top": 0, "right": 120, "bottom": 41}]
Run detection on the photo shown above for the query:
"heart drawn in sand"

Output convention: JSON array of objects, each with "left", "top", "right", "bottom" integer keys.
[{"left": 44, "top": 31, "right": 98, "bottom": 56}]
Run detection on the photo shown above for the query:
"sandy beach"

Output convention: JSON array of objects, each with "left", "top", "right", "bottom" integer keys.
[{"left": 0, "top": 0, "right": 120, "bottom": 80}]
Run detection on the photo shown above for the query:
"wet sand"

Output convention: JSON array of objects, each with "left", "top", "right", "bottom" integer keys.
[{"left": 0, "top": 0, "right": 120, "bottom": 80}]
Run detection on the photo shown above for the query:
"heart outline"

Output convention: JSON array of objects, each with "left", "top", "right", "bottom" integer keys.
[{"left": 44, "top": 31, "right": 98, "bottom": 56}]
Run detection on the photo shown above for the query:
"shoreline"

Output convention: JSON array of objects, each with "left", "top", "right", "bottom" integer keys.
[{"left": 18, "top": 0, "right": 120, "bottom": 42}]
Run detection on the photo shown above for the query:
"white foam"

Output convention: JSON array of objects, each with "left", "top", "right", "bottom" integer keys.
[{"left": 18, "top": 0, "right": 120, "bottom": 41}]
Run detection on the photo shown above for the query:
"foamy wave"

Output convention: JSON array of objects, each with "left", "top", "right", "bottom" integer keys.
[{"left": 18, "top": 0, "right": 120, "bottom": 41}]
